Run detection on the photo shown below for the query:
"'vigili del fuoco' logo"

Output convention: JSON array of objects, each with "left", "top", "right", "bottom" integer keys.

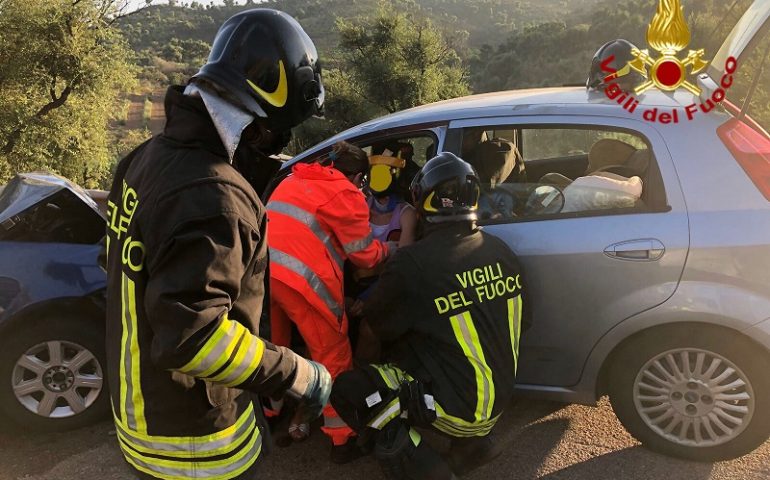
[{"left": 602, "top": 0, "right": 739, "bottom": 124}]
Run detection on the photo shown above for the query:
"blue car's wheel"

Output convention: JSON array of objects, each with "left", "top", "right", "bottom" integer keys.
[{"left": 0, "top": 312, "right": 108, "bottom": 431}]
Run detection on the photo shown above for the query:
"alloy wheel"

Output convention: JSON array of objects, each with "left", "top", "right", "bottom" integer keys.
[
  {"left": 11, "top": 340, "right": 103, "bottom": 418},
  {"left": 633, "top": 348, "right": 755, "bottom": 448}
]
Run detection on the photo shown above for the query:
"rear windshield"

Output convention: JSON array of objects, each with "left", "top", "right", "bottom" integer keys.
[
  {"left": 713, "top": 2, "right": 770, "bottom": 135},
  {"left": 727, "top": 28, "right": 770, "bottom": 135}
]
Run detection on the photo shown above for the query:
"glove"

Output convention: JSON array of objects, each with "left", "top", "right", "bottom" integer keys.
[
  {"left": 284, "top": 348, "right": 332, "bottom": 423},
  {"left": 399, "top": 380, "right": 437, "bottom": 427}
]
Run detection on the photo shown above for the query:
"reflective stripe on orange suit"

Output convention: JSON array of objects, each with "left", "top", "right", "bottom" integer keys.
[{"left": 267, "top": 162, "right": 389, "bottom": 444}]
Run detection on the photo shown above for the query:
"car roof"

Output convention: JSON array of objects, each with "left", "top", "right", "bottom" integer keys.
[
  {"left": 294, "top": 87, "right": 715, "bottom": 162},
  {"left": 354, "top": 87, "right": 706, "bottom": 128}
]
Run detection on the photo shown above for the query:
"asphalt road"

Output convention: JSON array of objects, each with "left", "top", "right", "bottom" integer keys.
[{"left": 1, "top": 398, "right": 768, "bottom": 480}]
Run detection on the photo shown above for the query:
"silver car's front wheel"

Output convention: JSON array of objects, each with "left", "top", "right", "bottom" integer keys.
[
  {"left": 12, "top": 340, "right": 104, "bottom": 419},
  {"left": 633, "top": 348, "right": 755, "bottom": 448},
  {"left": 609, "top": 326, "right": 770, "bottom": 461}
]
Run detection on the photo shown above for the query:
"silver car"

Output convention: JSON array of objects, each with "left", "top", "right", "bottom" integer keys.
[{"left": 273, "top": 2, "right": 770, "bottom": 462}]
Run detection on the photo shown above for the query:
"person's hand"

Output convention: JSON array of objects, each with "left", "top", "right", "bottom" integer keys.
[
  {"left": 386, "top": 240, "right": 399, "bottom": 256},
  {"left": 284, "top": 350, "right": 332, "bottom": 423}
]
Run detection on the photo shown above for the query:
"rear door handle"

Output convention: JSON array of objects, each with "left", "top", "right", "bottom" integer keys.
[{"left": 604, "top": 239, "right": 665, "bottom": 261}]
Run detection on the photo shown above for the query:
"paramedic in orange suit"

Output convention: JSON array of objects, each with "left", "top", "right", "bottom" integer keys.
[{"left": 267, "top": 141, "right": 395, "bottom": 462}]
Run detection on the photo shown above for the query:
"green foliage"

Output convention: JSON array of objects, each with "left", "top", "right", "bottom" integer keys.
[
  {"left": 336, "top": 7, "right": 470, "bottom": 114},
  {"left": 287, "top": 6, "right": 472, "bottom": 154},
  {"left": 0, "top": 0, "right": 137, "bottom": 187},
  {"left": 116, "top": 0, "right": 602, "bottom": 59},
  {"left": 471, "top": 0, "right": 755, "bottom": 93}
]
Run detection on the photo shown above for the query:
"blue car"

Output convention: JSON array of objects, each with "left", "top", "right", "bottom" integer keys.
[{"left": 0, "top": 173, "right": 108, "bottom": 431}]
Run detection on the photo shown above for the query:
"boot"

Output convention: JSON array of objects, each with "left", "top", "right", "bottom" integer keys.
[
  {"left": 446, "top": 435, "right": 502, "bottom": 476},
  {"left": 375, "top": 423, "right": 457, "bottom": 480}
]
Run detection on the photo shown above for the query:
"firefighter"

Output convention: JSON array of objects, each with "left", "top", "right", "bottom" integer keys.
[
  {"left": 267, "top": 140, "right": 395, "bottom": 461},
  {"left": 331, "top": 152, "right": 527, "bottom": 479},
  {"left": 104, "top": 10, "right": 331, "bottom": 479}
]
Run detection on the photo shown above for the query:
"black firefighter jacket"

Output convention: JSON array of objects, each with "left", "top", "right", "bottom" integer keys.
[{"left": 105, "top": 86, "right": 298, "bottom": 479}]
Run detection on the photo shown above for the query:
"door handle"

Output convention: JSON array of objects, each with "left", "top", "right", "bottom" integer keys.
[{"left": 604, "top": 239, "right": 665, "bottom": 261}]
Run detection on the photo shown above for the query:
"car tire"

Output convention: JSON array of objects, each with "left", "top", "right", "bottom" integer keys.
[
  {"left": 608, "top": 325, "right": 770, "bottom": 461},
  {"left": 0, "top": 311, "right": 109, "bottom": 432}
]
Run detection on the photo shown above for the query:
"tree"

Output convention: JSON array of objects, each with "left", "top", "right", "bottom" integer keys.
[
  {"left": 0, "top": 0, "right": 137, "bottom": 187},
  {"left": 335, "top": 7, "right": 470, "bottom": 115}
]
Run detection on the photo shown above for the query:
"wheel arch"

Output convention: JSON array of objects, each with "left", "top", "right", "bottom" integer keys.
[
  {"left": 0, "top": 293, "right": 105, "bottom": 339},
  {"left": 594, "top": 317, "right": 770, "bottom": 400}
]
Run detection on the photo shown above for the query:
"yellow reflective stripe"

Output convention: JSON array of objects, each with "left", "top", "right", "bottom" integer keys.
[
  {"left": 126, "top": 276, "right": 147, "bottom": 433},
  {"left": 450, "top": 311, "right": 495, "bottom": 422},
  {"left": 368, "top": 398, "right": 401, "bottom": 430},
  {"left": 129, "top": 427, "right": 259, "bottom": 469},
  {"left": 433, "top": 403, "right": 500, "bottom": 437},
  {"left": 113, "top": 402, "right": 256, "bottom": 446},
  {"left": 224, "top": 338, "right": 265, "bottom": 388},
  {"left": 408, "top": 428, "right": 422, "bottom": 446},
  {"left": 507, "top": 296, "right": 522, "bottom": 374},
  {"left": 178, "top": 316, "right": 265, "bottom": 387},
  {"left": 208, "top": 330, "right": 252, "bottom": 383},
  {"left": 371, "top": 364, "right": 412, "bottom": 390},
  {"left": 119, "top": 274, "right": 130, "bottom": 426},
  {"left": 178, "top": 318, "right": 236, "bottom": 375},
  {"left": 119, "top": 427, "right": 261, "bottom": 480},
  {"left": 116, "top": 418, "right": 254, "bottom": 459}
]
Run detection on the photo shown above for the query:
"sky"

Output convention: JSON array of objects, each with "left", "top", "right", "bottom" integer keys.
[{"left": 126, "top": 0, "right": 228, "bottom": 11}]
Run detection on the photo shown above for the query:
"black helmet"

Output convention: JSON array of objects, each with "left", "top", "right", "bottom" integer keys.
[
  {"left": 193, "top": 9, "right": 324, "bottom": 132},
  {"left": 410, "top": 152, "right": 480, "bottom": 223},
  {"left": 587, "top": 39, "right": 643, "bottom": 92}
]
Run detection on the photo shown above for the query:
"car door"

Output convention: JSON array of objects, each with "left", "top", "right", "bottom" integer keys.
[{"left": 447, "top": 115, "right": 690, "bottom": 387}]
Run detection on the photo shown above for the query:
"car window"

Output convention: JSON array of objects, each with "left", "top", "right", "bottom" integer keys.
[
  {"left": 459, "top": 126, "right": 656, "bottom": 224},
  {"left": 521, "top": 129, "right": 647, "bottom": 162}
]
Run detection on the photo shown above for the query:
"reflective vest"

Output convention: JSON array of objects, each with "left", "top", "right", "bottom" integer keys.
[{"left": 267, "top": 162, "right": 389, "bottom": 318}]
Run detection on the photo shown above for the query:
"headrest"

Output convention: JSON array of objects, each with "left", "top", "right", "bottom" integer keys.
[
  {"left": 587, "top": 139, "right": 637, "bottom": 173},
  {"left": 625, "top": 149, "right": 651, "bottom": 176},
  {"left": 466, "top": 139, "right": 519, "bottom": 186}
]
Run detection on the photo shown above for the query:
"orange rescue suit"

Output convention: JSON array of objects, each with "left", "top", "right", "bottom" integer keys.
[{"left": 267, "top": 162, "right": 389, "bottom": 444}]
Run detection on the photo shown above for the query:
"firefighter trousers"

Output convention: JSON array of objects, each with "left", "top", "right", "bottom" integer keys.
[
  {"left": 330, "top": 364, "right": 500, "bottom": 439},
  {"left": 270, "top": 279, "right": 354, "bottom": 445}
]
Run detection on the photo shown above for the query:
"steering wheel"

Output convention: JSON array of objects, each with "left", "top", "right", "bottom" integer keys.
[{"left": 523, "top": 185, "right": 565, "bottom": 216}]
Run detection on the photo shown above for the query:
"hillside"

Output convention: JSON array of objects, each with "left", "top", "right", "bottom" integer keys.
[{"left": 118, "top": 0, "right": 602, "bottom": 59}]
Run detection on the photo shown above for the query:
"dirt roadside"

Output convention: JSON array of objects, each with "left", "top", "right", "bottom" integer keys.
[{"left": 0, "top": 398, "right": 767, "bottom": 480}]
